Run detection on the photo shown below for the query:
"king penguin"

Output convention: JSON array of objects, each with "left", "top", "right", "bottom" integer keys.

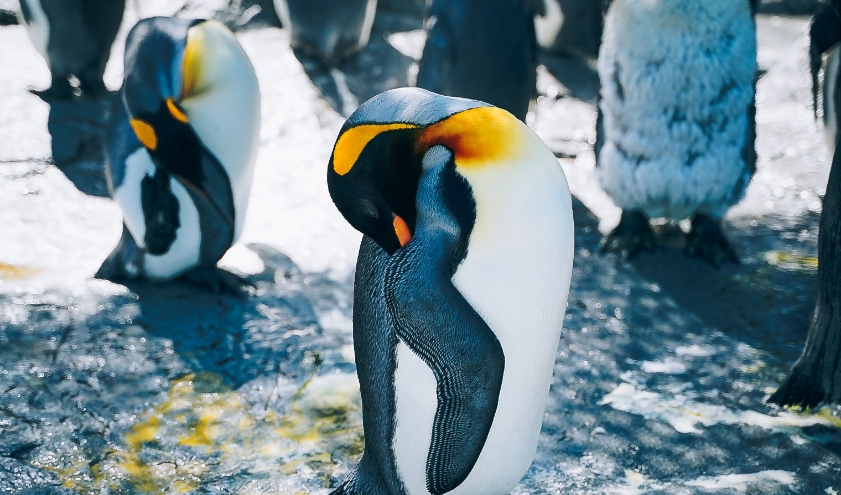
[
  {"left": 596, "top": 0, "right": 757, "bottom": 265},
  {"left": 327, "top": 87, "right": 574, "bottom": 495},
  {"left": 416, "top": 0, "right": 539, "bottom": 122},
  {"left": 18, "top": 0, "right": 124, "bottom": 98},
  {"left": 96, "top": 17, "right": 261, "bottom": 292},
  {"left": 769, "top": 0, "right": 841, "bottom": 408},
  {"left": 273, "top": 0, "right": 377, "bottom": 65}
]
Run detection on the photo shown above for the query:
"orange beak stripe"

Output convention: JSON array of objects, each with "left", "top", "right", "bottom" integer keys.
[
  {"left": 393, "top": 215, "right": 412, "bottom": 247},
  {"left": 130, "top": 118, "right": 158, "bottom": 150},
  {"left": 166, "top": 98, "right": 189, "bottom": 123}
]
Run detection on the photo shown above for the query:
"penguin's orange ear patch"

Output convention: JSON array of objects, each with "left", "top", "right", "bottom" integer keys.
[
  {"left": 419, "top": 106, "right": 523, "bottom": 168},
  {"left": 130, "top": 119, "right": 158, "bottom": 150},
  {"left": 333, "top": 123, "right": 419, "bottom": 176},
  {"left": 393, "top": 214, "right": 412, "bottom": 247}
]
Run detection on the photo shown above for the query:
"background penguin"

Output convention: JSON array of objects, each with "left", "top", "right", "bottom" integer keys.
[
  {"left": 18, "top": 0, "right": 124, "bottom": 98},
  {"left": 533, "top": 0, "right": 603, "bottom": 60},
  {"left": 416, "top": 0, "right": 539, "bottom": 122},
  {"left": 327, "top": 88, "right": 574, "bottom": 495},
  {"left": 96, "top": 16, "right": 261, "bottom": 292},
  {"left": 770, "top": 0, "right": 841, "bottom": 408},
  {"left": 596, "top": 0, "right": 757, "bottom": 265},
  {"left": 273, "top": 0, "right": 377, "bottom": 65}
]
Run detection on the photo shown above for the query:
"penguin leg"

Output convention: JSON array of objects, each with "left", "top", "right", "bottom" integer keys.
[
  {"left": 599, "top": 209, "right": 655, "bottom": 259},
  {"left": 685, "top": 213, "right": 739, "bottom": 266},
  {"left": 29, "top": 74, "right": 76, "bottom": 100},
  {"left": 95, "top": 224, "right": 143, "bottom": 281},
  {"left": 181, "top": 266, "right": 254, "bottom": 298}
]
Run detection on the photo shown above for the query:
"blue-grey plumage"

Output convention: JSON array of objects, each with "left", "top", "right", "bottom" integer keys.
[
  {"left": 273, "top": 0, "right": 377, "bottom": 65},
  {"left": 328, "top": 88, "right": 574, "bottom": 495},
  {"left": 97, "top": 17, "right": 261, "bottom": 292},
  {"left": 19, "top": 0, "right": 124, "bottom": 98},
  {"left": 416, "top": 0, "right": 538, "bottom": 122}
]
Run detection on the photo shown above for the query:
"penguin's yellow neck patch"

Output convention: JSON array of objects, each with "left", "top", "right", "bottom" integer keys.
[
  {"left": 333, "top": 123, "right": 418, "bottom": 175},
  {"left": 130, "top": 118, "right": 158, "bottom": 150},
  {"left": 182, "top": 25, "right": 204, "bottom": 99},
  {"left": 419, "top": 107, "right": 524, "bottom": 169}
]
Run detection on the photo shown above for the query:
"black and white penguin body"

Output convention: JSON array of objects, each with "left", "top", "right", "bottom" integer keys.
[
  {"left": 328, "top": 88, "right": 574, "bottom": 495},
  {"left": 273, "top": 0, "right": 377, "bottom": 64},
  {"left": 596, "top": 0, "right": 757, "bottom": 264},
  {"left": 770, "top": 1, "right": 841, "bottom": 408},
  {"left": 18, "top": 0, "right": 124, "bottom": 98},
  {"left": 416, "top": 0, "right": 538, "bottom": 122},
  {"left": 97, "top": 17, "right": 260, "bottom": 289}
]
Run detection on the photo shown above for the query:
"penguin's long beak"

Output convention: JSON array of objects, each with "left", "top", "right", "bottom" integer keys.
[{"left": 393, "top": 214, "right": 412, "bottom": 247}]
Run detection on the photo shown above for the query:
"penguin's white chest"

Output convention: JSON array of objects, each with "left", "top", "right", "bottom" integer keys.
[
  {"left": 20, "top": 0, "right": 49, "bottom": 62},
  {"left": 113, "top": 149, "right": 202, "bottom": 280},
  {"left": 392, "top": 153, "right": 574, "bottom": 495}
]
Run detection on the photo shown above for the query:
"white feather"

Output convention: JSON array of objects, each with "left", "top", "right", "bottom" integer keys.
[
  {"left": 597, "top": 0, "right": 756, "bottom": 220},
  {"left": 534, "top": 0, "right": 564, "bottom": 50},
  {"left": 180, "top": 20, "right": 261, "bottom": 242},
  {"left": 143, "top": 177, "right": 201, "bottom": 280},
  {"left": 114, "top": 149, "right": 156, "bottom": 248},
  {"left": 20, "top": 0, "right": 49, "bottom": 62},
  {"left": 113, "top": 149, "right": 202, "bottom": 280},
  {"left": 393, "top": 127, "right": 574, "bottom": 495}
]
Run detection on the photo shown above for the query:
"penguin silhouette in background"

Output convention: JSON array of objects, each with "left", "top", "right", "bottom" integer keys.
[
  {"left": 416, "top": 0, "right": 539, "bottom": 122},
  {"left": 596, "top": 0, "right": 757, "bottom": 265},
  {"left": 327, "top": 88, "right": 574, "bottom": 495},
  {"left": 18, "top": 0, "right": 124, "bottom": 98},
  {"left": 770, "top": 0, "right": 841, "bottom": 408},
  {"left": 273, "top": 0, "right": 377, "bottom": 65},
  {"left": 96, "top": 17, "right": 261, "bottom": 292}
]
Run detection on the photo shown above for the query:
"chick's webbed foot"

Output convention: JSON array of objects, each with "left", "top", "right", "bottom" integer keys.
[
  {"left": 685, "top": 213, "right": 739, "bottom": 266},
  {"left": 600, "top": 209, "right": 655, "bottom": 259}
]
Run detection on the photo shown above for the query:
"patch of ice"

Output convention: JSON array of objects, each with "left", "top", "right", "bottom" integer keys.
[
  {"left": 385, "top": 30, "right": 426, "bottom": 60},
  {"left": 675, "top": 344, "right": 715, "bottom": 357},
  {"left": 641, "top": 357, "right": 687, "bottom": 374},
  {"left": 684, "top": 470, "right": 795, "bottom": 491},
  {"left": 600, "top": 383, "right": 839, "bottom": 435}
]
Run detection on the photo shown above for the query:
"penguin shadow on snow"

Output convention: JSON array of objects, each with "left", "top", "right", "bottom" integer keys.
[
  {"left": 115, "top": 243, "right": 351, "bottom": 389},
  {"left": 38, "top": 91, "right": 117, "bottom": 198},
  {"left": 621, "top": 218, "right": 816, "bottom": 366},
  {"left": 291, "top": 9, "right": 421, "bottom": 116}
]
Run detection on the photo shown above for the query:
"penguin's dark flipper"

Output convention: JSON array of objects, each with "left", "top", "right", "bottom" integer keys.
[
  {"left": 181, "top": 266, "right": 254, "bottom": 298},
  {"left": 600, "top": 209, "right": 655, "bottom": 259},
  {"left": 685, "top": 213, "right": 739, "bottom": 267},
  {"left": 96, "top": 224, "right": 143, "bottom": 281}
]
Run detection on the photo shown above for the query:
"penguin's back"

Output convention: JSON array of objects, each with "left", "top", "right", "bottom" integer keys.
[
  {"left": 597, "top": 0, "right": 756, "bottom": 220},
  {"left": 417, "top": 0, "right": 537, "bottom": 120}
]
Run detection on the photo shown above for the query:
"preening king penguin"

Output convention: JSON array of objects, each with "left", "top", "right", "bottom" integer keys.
[
  {"left": 96, "top": 17, "right": 260, "bottom": 291},
  {"left": 273, "top": 0, "right": 377, "bottom": 65},
  {"left": 769, "top": 0, "right": 841, "bottom": 408},
  {"left": 327, "top": 88, "right": 574, "bottom": 495},
  {"left": 596, "top": 0, "right": 757, "bottom": 265},
  {"left": 416, "top": 0, "right": 539, "bottom": 122},
  {"left": 19, "top": 0, "right": 124, "bottom": 98}
]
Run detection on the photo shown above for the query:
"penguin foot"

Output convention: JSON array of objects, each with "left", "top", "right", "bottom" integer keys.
[
  {"left": 182, "top": 267, "right": 254, "bottom": 298},
  {"left": 685, "top": 214, "right": 739, "bottom": 266},
  {"left": 29, "top": 84, "right": 77, "bottom": 101},
  {"left": 600, "top": 209, "right": 655, "bottom": 259}
]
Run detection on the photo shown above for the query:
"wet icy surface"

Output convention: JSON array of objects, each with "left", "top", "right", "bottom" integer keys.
[{"left": 1, "top": 3, "right": 840, "bottom": 494}]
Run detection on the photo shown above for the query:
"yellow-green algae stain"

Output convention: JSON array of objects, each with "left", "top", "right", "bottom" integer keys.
[
  {"left": 0, "top": 262, "right": 42, "bottom": 280},
  {"left": 763, "top": 251, "right": 819, "bottom": 271},
  {"left": 37, "top": 370, "right": 363, "bottom": 493}
]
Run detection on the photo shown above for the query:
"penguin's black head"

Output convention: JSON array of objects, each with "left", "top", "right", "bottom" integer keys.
[
  {"left": 328, "top": 88, "right": 520, "bottom": 255},
  {"left": 122, "top": 16, "right": 203, "bottom": 140}
]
